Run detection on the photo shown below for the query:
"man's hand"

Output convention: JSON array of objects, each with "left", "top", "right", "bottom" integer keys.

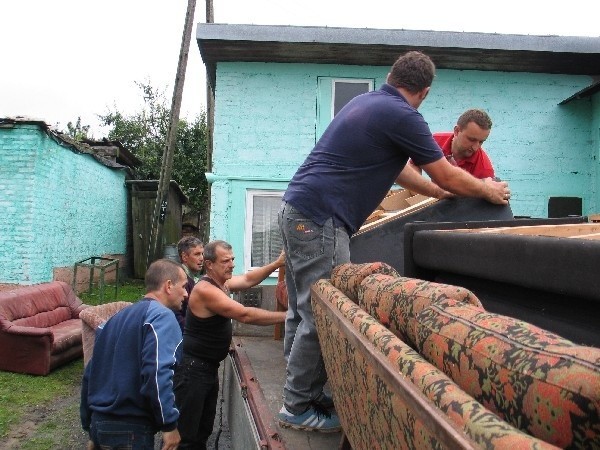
[
  {"left": 422, "top": 159, "right": 511, "bottom": 205},
  {"left": 275, "top": 249, "right": 286, "bottom": 268},
  {"left": 482, "top": 177, "right": 510, "bottom": 205},
  {"left": 86, "top": 440, "right": 96, "bottom": 450},
  {"left": 435, "top": 188, "right": 456, "bottom": 200},
  {"left": 161, "top": 429, "right": 181, "bottom": 450}
]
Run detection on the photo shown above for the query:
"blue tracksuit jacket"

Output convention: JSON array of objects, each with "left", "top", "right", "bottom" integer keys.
[{"left": 80, "top": 298, "right": 182, "bottom": 432}]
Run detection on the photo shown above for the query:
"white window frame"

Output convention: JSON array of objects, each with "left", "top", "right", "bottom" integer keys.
[
  {"left": 316, "top": 77, "right": 374, "bottom": 140},
  {"left": 244, "top": 189, "right": 284, "bottom": 274}
]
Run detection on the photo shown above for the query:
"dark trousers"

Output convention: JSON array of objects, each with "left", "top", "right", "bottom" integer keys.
[
  {"left": 174, "top": 356, "right": 220, "bottom": 450},
  {"left": 90, "top": 413, "right": 155, "bottom": 449}
]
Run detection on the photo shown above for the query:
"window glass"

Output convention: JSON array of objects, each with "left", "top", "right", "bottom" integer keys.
[
  {"left": 333, "top": 81, "right": 371, "bottom": 116},
  {"left": 246, "top": 191, "right": 283, "bottom": 269},
  {"left": 316, "top": 77, "right": 374, "bottom": 140}
]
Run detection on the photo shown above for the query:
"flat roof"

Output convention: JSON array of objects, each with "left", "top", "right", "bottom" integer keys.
[{"left": 196, "top": 23, "right": 600, "bottom": 77}]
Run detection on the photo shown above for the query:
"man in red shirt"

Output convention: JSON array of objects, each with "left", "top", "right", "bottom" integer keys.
[
  {"left": 412, "top": 109, "right": 495, "bottom": 179},
  {"left": 434, "top": 109, "right": 495, "bottom": 179}
]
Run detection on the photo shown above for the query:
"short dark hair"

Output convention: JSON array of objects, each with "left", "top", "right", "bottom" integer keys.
[
  {"left": 145, "top": 259, "right": 184, "bottom": 292},
  {"left": 177, "top": 236, "right": 203, "bottom": 257},
  {"left": 203, "top": 240, "right": 232, "bottom": 263},
  {"left": 387, "top": 51, "right": 436, "bottom": 93},
  {"left": 457, "top": 109, "right": 493, "bottom": 130}
]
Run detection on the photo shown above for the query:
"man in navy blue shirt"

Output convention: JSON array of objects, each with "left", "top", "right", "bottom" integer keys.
[
  {"left": 278, "top": 51, "right": 511, "bottom": 432},
  {"left": 81, "top": 259, "right": 188, "bottom": 449}
]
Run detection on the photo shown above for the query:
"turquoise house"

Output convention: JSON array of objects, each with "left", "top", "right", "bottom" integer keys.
[
  {"left": 0, "top": 118, "right": 134, "bottom": 288},
  {"left": 196, "top": 24, "right": 600, "bottom": 282}
]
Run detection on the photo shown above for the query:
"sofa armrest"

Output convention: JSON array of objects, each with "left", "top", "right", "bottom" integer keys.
[
  {"left": 3, "top": 324, "right": 53, "bottom": 338},
  {"left": 0, "top": 327, "right": 53, "bottom": 375},
  {"left": 73, "top": 303, "right": 91, "bottom": 318}
]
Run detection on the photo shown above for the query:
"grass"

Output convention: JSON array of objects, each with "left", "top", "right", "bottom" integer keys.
[
  {"left": 0, "top": 360, "right": 83, "bottom": 438},
  {"left": 78, "top": 277, "right": 146, "bottom": 306},
  {"left": 0, "top": 278, "right": 146, "bottom": 447}
]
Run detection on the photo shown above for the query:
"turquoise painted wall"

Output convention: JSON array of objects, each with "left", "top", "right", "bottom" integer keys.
[
  {"left": 0, "top": 124, "right": 128, "bottom": 284},
  {"left": 210, "top": 61, "right": 598, "bottom": 274},
  {"left": 591, "top": 91, "right": 600, "bottom": 213}
]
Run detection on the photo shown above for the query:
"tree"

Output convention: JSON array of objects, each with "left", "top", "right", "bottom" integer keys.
[
  {"left": 65, "top": 117, "right": 91, "bottom": 140},
  {"left": 99, "top": 81, "right": 209, "bottom": 218}
]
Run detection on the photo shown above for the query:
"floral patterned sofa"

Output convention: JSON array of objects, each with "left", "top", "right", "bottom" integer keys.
[{"left": 311, "top": 262, "right": 600, "bottom": 450}]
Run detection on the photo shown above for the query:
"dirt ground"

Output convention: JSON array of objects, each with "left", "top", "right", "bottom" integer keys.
[
  {"left": 1, "top": 389, "right": 88, "bottom": 449},
  {"left": 1, "top": 379, "right": 231, "bottom": 450}
]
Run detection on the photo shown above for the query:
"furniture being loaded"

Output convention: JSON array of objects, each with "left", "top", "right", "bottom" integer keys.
[
  {"left": 0, "top": 281, "right": 90, "bottom": 375},
  {"left": 312, "top": 263, "right": 600, "bottom": 449}
]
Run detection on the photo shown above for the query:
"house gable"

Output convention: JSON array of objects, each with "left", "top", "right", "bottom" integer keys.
[{"left": 198, "top": 24, "right": 600, "bottom": 275}]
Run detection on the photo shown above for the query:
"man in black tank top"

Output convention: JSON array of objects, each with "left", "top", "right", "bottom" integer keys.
[{"left": 174, "top": 240, "right": 286, "bottom": 449}]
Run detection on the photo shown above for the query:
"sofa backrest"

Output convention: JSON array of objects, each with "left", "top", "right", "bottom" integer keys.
[
  {"left": 330, "top": 262, "right": 400, "bottom": 302},
  {"left": 340, "top": 262, "right": 600, "bottom": 449},
  {"left": 311, "top": 279, "right": 556, "bottom": 449},
  {"left": 412, "top": 300, "right": 600, "bottom": 449},
  {"left": 0, "top": 281, "right": 84, "bottom": 329},
  {"left": 356, "top": 272, "right": 482, "bottom": 345}
]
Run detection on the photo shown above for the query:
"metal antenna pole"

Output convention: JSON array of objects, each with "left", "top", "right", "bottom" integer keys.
[
  {"left": 147, "top": 0, "right": 197, "bottom": 266},
  {"left": 204, "top": 0, "right": 214, "bottom": 244}
]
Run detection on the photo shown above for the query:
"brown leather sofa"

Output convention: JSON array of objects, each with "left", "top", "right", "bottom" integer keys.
[{"left": 0, "top": 281, "right": 89, "bottom": 375}]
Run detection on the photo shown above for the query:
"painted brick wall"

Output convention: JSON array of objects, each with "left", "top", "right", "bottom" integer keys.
[
  {"left": 0, "top": 124, "right": 127, "bottom": 284},
  {"left": 210, "top": 61, "right": 600, "bottom": 267}
]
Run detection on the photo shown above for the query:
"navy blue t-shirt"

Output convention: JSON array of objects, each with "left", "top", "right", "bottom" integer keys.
[{"left": 283, "top": 83, "right": 443, "bottom": 234}]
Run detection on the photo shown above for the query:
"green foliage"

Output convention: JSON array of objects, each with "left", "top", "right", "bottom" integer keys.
[
  {"left": 65, "top": 116, "right": 91, "bottom": 140},
  {"left": 99, "top": 81, "right": 209, "bottom": 213}
]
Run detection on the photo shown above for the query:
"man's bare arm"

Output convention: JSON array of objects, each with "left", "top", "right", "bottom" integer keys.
[
  {"left": 190, "top": 282, "right": 286, "bottom": 326},
  {"left": 420, "top": 158, "right": 510, "bottom": 204},
  {"left": 227, "top": 250, "right": 285, "bottom": 292},
  {"left": 395, "top": 163, "right": 454, "bottom": 199}
]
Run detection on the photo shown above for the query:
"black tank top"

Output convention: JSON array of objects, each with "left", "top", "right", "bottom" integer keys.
[{"left": 182, "top": 276, "right": 233, "bottom": 363}]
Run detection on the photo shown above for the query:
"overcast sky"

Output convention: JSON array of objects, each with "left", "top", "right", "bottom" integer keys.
[{"left": 1, "top": 0, "right": 598, "bottom": 137}]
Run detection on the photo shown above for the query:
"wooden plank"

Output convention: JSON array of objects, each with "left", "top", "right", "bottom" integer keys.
[
  {"left": 357, "top": 198, "right": 438, "bottom": 234},
  {"left": 443, "top": 223, "right": 600, "bottom": 238},
  {"left": 405, "top": 194, "right": 430, "bottom": 206},
  {"left": 380, "top": 189, "right": 412, "bottom": 211}
]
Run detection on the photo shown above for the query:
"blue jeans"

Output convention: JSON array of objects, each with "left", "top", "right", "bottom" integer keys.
[
  {"left": 173, "top": 355, "right": 220, "bottom": 450},
  {"left": 278, "top": 201, "right": 350, "bottom": 414},
  {"left": 90, "top": 414, "right": 155, "bottom": 449}
]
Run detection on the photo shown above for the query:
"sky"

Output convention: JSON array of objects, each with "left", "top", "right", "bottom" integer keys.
[{"left": 1, "top": 0, "right": 599, "bottom": 137}]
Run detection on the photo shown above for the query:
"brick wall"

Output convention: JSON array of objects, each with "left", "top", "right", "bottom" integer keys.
[
  {"left": 0, "top": 124, "right": 128, "bottom": 285},
  {"left": 210, "top": 62, "right": 600, "bottom": 250}
]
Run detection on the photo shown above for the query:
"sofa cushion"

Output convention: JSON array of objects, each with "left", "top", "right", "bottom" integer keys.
[
  {"left": 311, "top": 279, "right": 555, "bottom": 449},
  {"left": 14, "top": 306, "right": 72, "bottom": 328},
  {"left": 330, "top": 262, "right": 400, "bottom": 302},
  {"left": 357, "top": 273, "right": 483, "bottom": 345},
  {"left": 51, "top": 319, "right": 83, "bottom": 354},
  {"left": 412, "top": 301, "right": 600, "bottom": 448}
]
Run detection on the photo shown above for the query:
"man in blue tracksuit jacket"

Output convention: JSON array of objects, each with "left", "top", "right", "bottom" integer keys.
[{"left": 81, "top": 259, "right": 188, "bottom": 450}]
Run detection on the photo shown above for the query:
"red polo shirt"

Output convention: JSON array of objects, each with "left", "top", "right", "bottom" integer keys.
[{"left": 433, "top": 132, "right": 495, "bottom": 179}]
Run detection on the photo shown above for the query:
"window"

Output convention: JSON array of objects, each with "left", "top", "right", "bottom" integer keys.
[
  {"left": 316, "top": 77, "right": 374, "bottom": 139},
  {"left": 245, "top": 190, "right": 284, "bottom": 272},
  {"left": 332, "top": 80, "right": 372, "bottom": 117}
]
